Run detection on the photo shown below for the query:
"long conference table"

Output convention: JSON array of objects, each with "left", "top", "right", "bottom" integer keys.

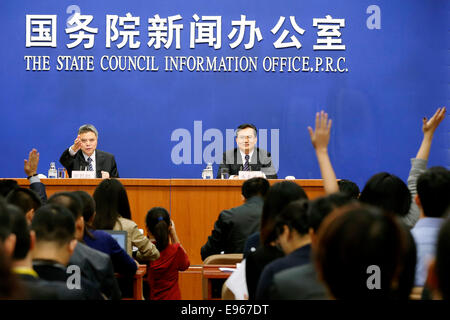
[{"left": 15, "top": 178, "right": 325, "bottom": 299}]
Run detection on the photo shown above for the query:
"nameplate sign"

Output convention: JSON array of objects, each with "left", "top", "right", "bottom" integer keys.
[
  {"left": 72, "top": 171, "right": 96, "bottom": 179},
  {"left": 238, "top": 171, "right": 265, "bottom": 180}
]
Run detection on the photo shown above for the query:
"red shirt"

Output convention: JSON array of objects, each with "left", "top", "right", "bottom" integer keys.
[{"left": 147, "top": 243, "right": 190, "bottom": 300}]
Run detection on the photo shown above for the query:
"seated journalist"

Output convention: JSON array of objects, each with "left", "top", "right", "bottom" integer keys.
[
  {"left": 217, "top": 124, "right": 277, "bottom": 179},
  {"left": 60, "top": 124, "right": 119, "bottom": 178}
]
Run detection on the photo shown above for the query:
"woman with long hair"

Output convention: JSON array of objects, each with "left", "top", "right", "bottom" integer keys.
[{"left": 93, "top": 179, "right": 159, "bottom": 262}]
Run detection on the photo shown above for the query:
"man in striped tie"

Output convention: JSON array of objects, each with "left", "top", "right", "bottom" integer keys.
[
  {"left": 59, "top": 124, "right": 119, "bottom": 178},
  {"left": 217, "top": 124, "right": 277, "bottom": 179}
]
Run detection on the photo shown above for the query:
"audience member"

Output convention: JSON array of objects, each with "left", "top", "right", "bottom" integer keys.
[
  {"left": 337, "top": 179, "right": 360, "bottom": 199},
  {"left": 315, "top": 203, "right": 415, "bottom": 299},
  {"left": 245, "top": 181, "right": 308, "bottom": 300},
  {"left": 31, "top": 204, "right": 103, "bottom": 299},
  {"left": 411, "top": 166, "right": 450, "bottom": 286},
  {"left": 269, "top": 192, "right": 353, "bottom": 300},
  {"left": 48, "top": 192, "right": 120, "bottom": 300},
  {"left": 201, "top": 177, "right": 270, "bottom": 260},
  {"left": 8, "top": 203, "right": 83, "bottom": 299},
  {"left": 74, "top": 190, "right": 137, "bottom": 277},
  {"left": 256, "top": 200, "right": 311, "bottom": 299},
  {"left": 145, "top": 207, "right": 190, "bottom": 300},
  {"left": 6, "top": 187, "right": 41, "bottom": 224},
  {"left": 426, "top": 213, "right": 450, "bottom": 300},
  {"left": 93, "top": 178, "right": 160, "bottom": 262}
]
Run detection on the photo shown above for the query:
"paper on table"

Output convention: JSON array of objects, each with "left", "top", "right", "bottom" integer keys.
[
  {"left": 219, "top": 267, "right": 236, "bottom": 272},
  {"left": 224, "top": 259, "right": 248, "bottom": 300}
]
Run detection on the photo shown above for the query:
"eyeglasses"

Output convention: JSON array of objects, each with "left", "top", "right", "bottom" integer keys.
[{"left": 237, "top": 135, "right": 256, "bottom": 141}]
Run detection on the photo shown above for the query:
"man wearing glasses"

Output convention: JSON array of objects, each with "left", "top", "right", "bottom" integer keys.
[{"left": 216, "top": 124, "right": 277, "bottom": 179}]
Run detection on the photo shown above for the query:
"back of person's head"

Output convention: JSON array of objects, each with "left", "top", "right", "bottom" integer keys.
[
  {"left": 145, "top": 207, "right": 170, "bottom": 251},
  {"left": 242, "top": 177, "right": 270, "bottom": 200},
  {"left": 315, "top": 203, "right": 414, "bottom": 299},
  {"left": 274, "top": 199, "right": 310, "bottom": 238},
  {"left": 8, "top": 204, "right": 30, "bottom": 260},
  {"left": 6, "top": 187, "right": 42, "bottom": 214},
  {"left": 31, "top": 204, "right": 76, "bottom": 247},
  {"left": 337, "top": 179, "right": 360, "bottom": 200},
  {"left": 416, "top": 167, "right": 450, "bottom": 218},
  {"left": 359, "top": 172, "right": 411, "bottom": 217},
  {"left": 260, "top": 181, "right": 308, "bottom": 246},
  {"left": 73, "top": 191, "right": 96, "bottom": 225},
  {"left": 0, "top": 179, "right": 18, "bottom": 197},
  {"left": 435, "top": 214, "right": 450, "bottom": 300},
  {"left": 93, "top": 178, "right": 132, "bottom": 229},
  {"left": 48, "top": 192, "right": 82, "bottom": 220},
  {"left": 0, "top": 197, "right": 12, "bottom": 242},
  {"left": 308, "top": 192, "right": 354, "bottom": 233}
]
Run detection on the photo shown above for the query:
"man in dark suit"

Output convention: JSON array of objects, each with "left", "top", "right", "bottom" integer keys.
[
  {"left": 200, "top": 177, "right": 270, "bottom": 260},
  {"left": 60, "top": 124, "right": 119, "bottom": 178},
  {"left": 217, "top": 124, "right": 277, "bottom": 179}
]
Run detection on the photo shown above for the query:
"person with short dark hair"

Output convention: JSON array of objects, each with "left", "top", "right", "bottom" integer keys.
[
  {"left": 412, "top": 167, "right": 450, "bottom": 286},
  {"left": 405, "top": 108, "right": 448, "bottom": 287},
  {"left": 337, "top": 179, "right": 360, "bottom": 199},
  {"left": 245, "top": 181, "right": 308, "bottom": 300},
  {"left": 256, "top": 200, "right": 311, "bottom": 299},
  {"left": 6, "top": 188, "right": 41, "bottom": 224},
  {"left": 216, "top": 123, "right": 277, "bottom": 179},
  {"left": 31, "top": 204, "right": 103, "bottom": 300},
  {"left": 59, "top": 124, "right": 119, "bottom": 178},
  {"left": 269, "top": 192, "right": 353, "bottom": 300},
  {"left": 315, "top": 203, "right": 415, "bottom": 299},
  {"left": 145, "top": 207, "right": 190, "bottom": 300},
  {"left": 201, "top": 177, "right": 270, "bottom": 260},
  {"left": 8, "top": 203, "right": 81, "bottom": 300},
  {"left": 48, "top": 192, "right": 121, "bottom": 300}
]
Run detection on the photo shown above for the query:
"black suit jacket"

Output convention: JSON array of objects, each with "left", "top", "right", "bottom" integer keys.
[
  {"left": 200, "top": 196, "right": 264, "bottom": 261},
  {"left": 60, "top": 149, "right": 119, "bottom": 178},
  {"left": 217, "top": 148, "right": 277, "bottom": 179}
]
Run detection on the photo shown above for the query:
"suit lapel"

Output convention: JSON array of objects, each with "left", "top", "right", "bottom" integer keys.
[{"left": 95, "top": 150, "right": 103, "bottom": 178}]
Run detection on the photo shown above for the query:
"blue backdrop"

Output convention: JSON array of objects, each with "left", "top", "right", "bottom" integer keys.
[{"left": 1, "top": 0, "right": 448, "bottom": 189}]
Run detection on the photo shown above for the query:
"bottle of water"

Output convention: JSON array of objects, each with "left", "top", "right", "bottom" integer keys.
[
  {"left": 202, "top": 163, "right": 214, "bottom": 179},
  {"left": 48, "top": 162, "right": 57, "bottom": 179}
]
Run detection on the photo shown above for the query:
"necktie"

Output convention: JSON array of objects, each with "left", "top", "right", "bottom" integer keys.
[
  {"left": 243, "top": 154, "right": 250, "bottom": 171},
  {"left": 87, "top": 157, "right": 93, "bottom": 171}
]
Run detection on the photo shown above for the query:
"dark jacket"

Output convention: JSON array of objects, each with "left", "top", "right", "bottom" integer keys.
[
  {"left": 217, "top": 148, "right": 277, "bottom": 179},
  {"left": 59, "top": 149, "right": 119, "bottom": 178},
  {"left": 201, "top": 196, "right": 264, "bottom": 261}
]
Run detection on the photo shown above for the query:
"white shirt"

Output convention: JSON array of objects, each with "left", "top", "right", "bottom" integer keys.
[{"left": 69, "top": 146, "right": 96, "bottom": 171}]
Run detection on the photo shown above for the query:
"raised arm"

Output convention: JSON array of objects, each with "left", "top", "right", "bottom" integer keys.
[
  {"left": 416, "top": 107, "right": 446, "bottom": 160},
  {"left": 308, "top": 110, "right": 339, "bottom": 194},
  {"left": 403, "top": 107, "right": 446, "bottom": 228}
]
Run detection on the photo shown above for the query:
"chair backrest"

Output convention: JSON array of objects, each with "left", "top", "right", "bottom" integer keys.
[
  {"left": 202, "top": 253, "right": 243, "bottom": 300},
  {"left": 203, "top": 253, "right": 243, "bottom": 265}
]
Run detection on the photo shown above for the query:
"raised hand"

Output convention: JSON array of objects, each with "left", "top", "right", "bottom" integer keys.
[
  {"left": 422, "top": 107, "right": 446, "bottom": 136},
  {"left": 308, "top": 110, "right": 332, "bottom": 152},
  {"left": 307, "top": 110, "right": 338, "bottom": 194},
  {"left": 24, "top": 148, "right": 39, "bottom": 176},
  {"left": 417, "top": 107, "right": 446, "bottom": 160},
  {"left": 72, "top": 135, "right": 82, "bottom": 152}
]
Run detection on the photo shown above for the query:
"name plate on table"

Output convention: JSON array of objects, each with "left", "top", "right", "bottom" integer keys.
[
  {"left": 72, "top": 171, "right": 96, "bottom": 179},
  {"left": 238, "top": 171, "right": 266, "bottom": 180}
]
